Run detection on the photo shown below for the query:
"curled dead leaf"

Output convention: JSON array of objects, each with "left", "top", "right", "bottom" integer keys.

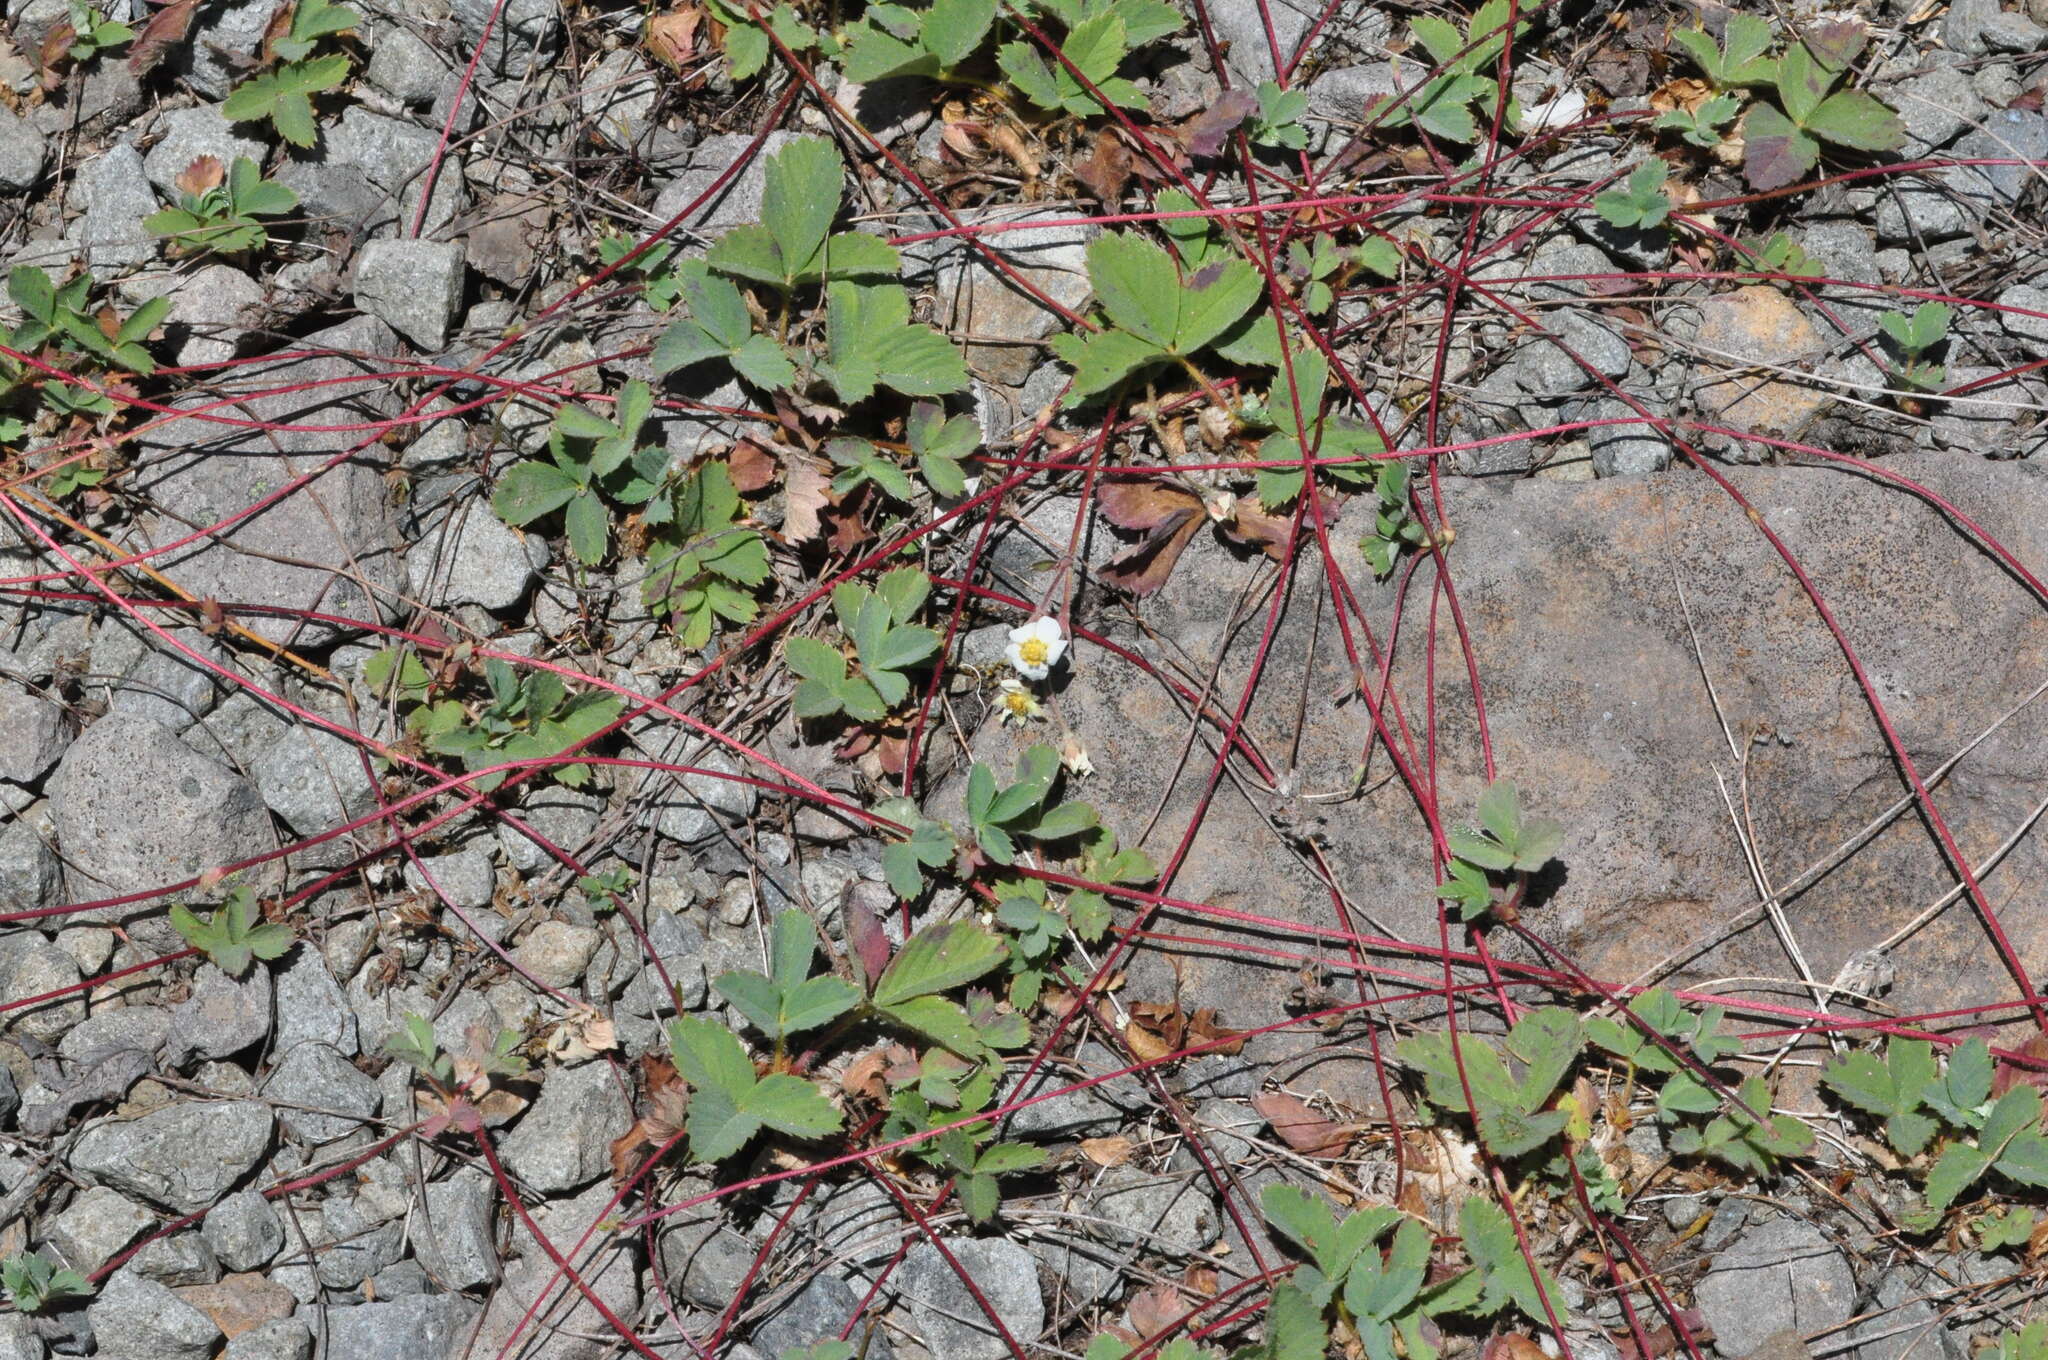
[
  {"left": 1251, "top": 1089, "right": 1357, "bottom": 1157},
  {"left": 780, "top": 447, "right": 831, "bottom": 543},
  {"left": 1081, "top": 1135, "right": 1134, "bottom": 1166},
  {"left": 1124, "top": 1281, "right": 1187, "bottom": 1341},
  {"left": 1072, "top": 128, "right": 1132, "bottom": 202},
  {"left": 645, "top": 6, "right": 705, "bottom": 70}
]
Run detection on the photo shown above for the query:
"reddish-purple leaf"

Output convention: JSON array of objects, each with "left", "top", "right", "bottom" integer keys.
[
  {"left": 1741, "top": 104, "right": 1818, "bottom": 191},
  {"left": 1179, "top": 88, "right": 1256, "bottom": 157},
  {"left": 845, "top": 899, "right": 892, "bottom": 993}
]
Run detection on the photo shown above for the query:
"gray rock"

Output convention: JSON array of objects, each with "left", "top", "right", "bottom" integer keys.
[
  {"left": 452, "top": 0, "right": 562, "bottom": 78},
  {"left": 1929, "top": 367, "right": 2042, "bottom": 452},
  {"left": 1512, "top": 310, "right": 1631, "bottom": 391},
  {"left": 71, "top": 1100, "right": 274, "bottom": 1213},
  {"left": 178, "top": 0, "right": 275, "bottom": 98},
  {"left": 407, "top": 504, "right": 544, "bottom": 611},
  {"left": 470, "top": 1179, "right": 639, "bottom": 1360},
  {"left": 653, "top": 748, "right": 760, "bottom": 843},
  {"left": 224, "top": 1318, "right": 313, "bottom": 1360},
  {"left": 652, "top": 132, "right": 797, "bottom": 240},
  {"left": 1943, "top": 0, "right": 2001, "bottom": 52},
  {"left": 1205, "top": 0, "right": 1319, "bottom": 82},
  {"left": 364, "top": 22, "right": 448, "bottom": 107},
  {"left": 87, "top": 1269, "right": 223, "bottom": 1360},
  {"left": 414, "top": 1170, "right": 498, "bottom": 1290},
  {"left": 0, "top": 1066, "right": 17, "bottom": 1131},
  {"left": 1091, "top": 1167, "right": 1221, "bottom": 1256},
  {"left": 899, "top": 1238, "right": 1044, "bottom": 1360},
  {"left": 1982, "top": 9, "right": 2048, "bottom": 50},
  {"left": 323, "top": 1293, "right": 480, "bottom": 1360},
  {"left": 317, "top": 105, "right": 468, "bottom": 238},
  {"left": 1884, "top": 67, "right": 1985, "bottom": 152},
  {"left": 0, "top": 810, "right": 61, "bottom": 915},
  {"left": 1999, "top": 283, "right": 2048, "bottom": 358},
  {"left": 167, "top": 963, "right": 272, "bottom": 1066},
  {"left": 273, "top": 947, "right": 358, "bottom": 1059},
  {"left": 130, "top": 314, "right": 404, "bottom": 643},
  {"left": 497, "top": 786, "right": 603, "bottom": 871},
  {"left": 166, "top": 263, "right": 266, "bottom": 367},
  {"left": 403, "top": 847, "right": 498, "bottom": 910},
  {"left": 1308, "top": 60, "right": 1401, "bottom": 122},
  {"left": 369, "top": 1257, "right": 432, "bottom": 1297},
  {"left": 499, "top": 1056, "right": 631, "bottom": 1192},
  {"left": 141, "top": 106, "right": 270, "bottom": 196},
  {"left": 1588, "top": 398, "right": 1674, "bottom": 477},
  {"left": 616, "top": 905, "right": 709, "bottom": 1018},
  {"left": 204, "top": 1190, "right": 285, "bottom": 1272},
  {"left": 77, "top": 144, "right": 157, "bottom": 274},
  {"left": 126, "top": 1231, "right": 221, "bottom": 1286},
  {"left": 656, "top": 1177, "right": 757, "bottom": 1309},
  {"left": 1695, "top": 1217, "right": 1855, "bottom": 1357},
  {"left": 582, "top": 49, "right": 659, "bottom": 151},
  {"left": 1000, "top": 1041, "right": 1144, "bottom": 1140},
  {"left": 352, "top": 239, "right": 466, "bottom": 350},
  {"left": 96, "top": 623, "right": 231, "bottom": 731},
  {"left": 250, "top": 721, "right": 379, "bottom": 861},
  {"left": 0, "top": 656, "right": 65, "bottom": 783},
  {"left": 1873, "top": 181, "right": 1970, "bottom": 244},
  {"left": 1, "top": 942, "right": 83, "bottom": 1042},
  {"left": 265, "top": 1042, "right": 380, "bottom": 1143},
  {"left": 510, "top": 920, "right": 601, "bottom": 989},
  {"left": 0, "top": 105, "right": 46, "bottom": 192},
  {"left": 315, "top": 1193, "right": 405, "bottom": 1287},
  {"left": 753, "top": 1274, "right": 893, "bottom": 1360},
  {"left": 58, "top": 1005, "right": 172, "bottom": 1066},
  {"left": 1946, "top": 110, "right": 2048, "bottom": 210},
  {"left": 910, "top": 207, "right": 1094, "bottom": 389},
  {"left": 346, "top": 976, "right": 496, "bottom": 1062},
  {"left": 0, "top": 1314, "right": 42, "bottom": 1360},
  {"left": 45, "top": 1186, "right": 155, "bottom": 1275}
]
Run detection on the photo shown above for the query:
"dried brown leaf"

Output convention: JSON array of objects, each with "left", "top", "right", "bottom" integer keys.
[
  {"left": 177, "top": 155, "right": 226, "bottom": 197},
  {"left": 1124, "top": 1281, "right": 1187, "bottom": 1341},
  {"left": 727, "top": 439, "right": 777, "bottom": 492},
  {"left": 1251, "top": 1089, "right": 1354, "bottom": 1157},
  {"left": 1177, "top": 87, "right": 1256, "bottom": 158},
  {"left": 1081, "top": 1135, "right": 1135, "bottom": 1166},
  {"left": 645, "top": 7, "right": 705, "bottom": 70},
  {"left": 1187, "top": 1007, "right": 1246, "bottom": 1056},
  {"left": 1072, "top": 128, "right": 1132, "bottom": 202},
  {"left": 780, "top": 447, "right": 831, "bottom": 543}
]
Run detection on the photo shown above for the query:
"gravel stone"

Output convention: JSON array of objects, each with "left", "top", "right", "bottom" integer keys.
[
  {"left": 364, "top": 22, "right": 448, "bottom": 107},
  {"left": 653, "top": 748, "right": 759, "bottom": 843},
  {"left": 2, "top": 942, "right": 84, "bottom": 1043},
  {"left": 1884, "top": 66, "right": 1985, "bottom": 152},
  {"left": 273, "top": 947, "right": 359, "bottom": 1059},
  {"left": 499, "top": 1057, "right": 631, "bottom": 1192},
  {"left": 77, "top": 143, "right": 157, "bottom": 274},
  {"left": 1982, "top": 9, "right": 2048, "bottom": 50},
  {"left": 322, "top": 1293, "right": 480, "bottom": 1360},
  {"left": 51, "top": 718, "right": 277, "bottom": 935},
  {"left": 223, "top": 1318, "right": 313, "bottom": 1360},
  {"left": 656, "top": 1177, "right": 758, "bottom": 1309},
  {"left": 129, "top": 1231, "right": 222, "bottom": 1286},
  {"left": 166, "top": 963, "right": 272, "bottom": 1066},
  {"left": 265, "top": 1043, "right": 381, "bottom": 1143},
  {"left": 45, "top": 1186, "right": 155, "bottom": 1275},
  {"left": 141, "top": 106, "right": 269, "bottom": 196},
  {"left": 318, "top": 105, "right": 468, "bottom": 238},
  {"left": 652, "top": 132, "right": 796, "bottom": 238},
  {"left": 1091, "top": 1167, "right": 1221, "bottom": 1256},
  {"left": 470, "top": 1178, "right": 640, "bottom": 1360},
  {"left": 1588, "top": 398, "right": 1675, "bottom": 477},
  {"left": 451, "top": 0, "right": 562, "bottom": 77},
  {"left": 414, "top": 1171, "right": 498, "bottom": 1291},
  {"left": 87, "top": 1269, "right": 223, "bottom": 1360},
  {"left": 407, "top": 505, "right": 545, "bottom": 611},
  {"left": 899, "top": 1238, "right": 1044, "bottom": 1360},
  {"left": 314, "top": 1194, "right": 405, "bottom": 1288},
  {"left": 1695, "top": 1217, "right": 1856, "bottom": 1357},
  {"left": 250, "top": 721, "right": 379, "bottom": 861},
  {"left": 753, "top": 1274, "right": 894, "bottom": 1360},
  {"left": 581, "top": 49, "right": 659, "bottom": 150},
  {"left": 497, "top": 786, "right": 604, "bottom": 871},
  {"left": 204, "top": 1191, "right": 286, "bottom": 1272},
  {"left": 71, "top": 1100, "right": 274, "bottom": 1213},
  {"left": 178, "top": 0, "right": 274, "bottom": 97},
  {"left": 1512, "top": 310, "right": 1632, "bottom": 391},
  {"left": 1946, "top": 110, "right": 2048, "bottom": 210},
  {"left": 1998, "top": 283, "right": 2048, "bottom": 358},
  {"left": 163, "top": 262, "right": 265, "bottom": 366},
  {"left": 352, "top": 239, "right": 467, "bottom": 350},
  {"left": 0, "top": 1315, "right": 41, "bottom": 1360},
  {"left": 0, "top": 658, "right": 65, "bottom": 783},
  {"left": 511, "top": 920, "right": 601, "bottom": 989},
  {"left": 403, "top": 847, "right": 499, "bottom": 911},
  {"left": 0, "top": 813, "right": 61, "bottom": 916},
  {"left": 0, "top": 105, "right": 46, "bottom": 192}
]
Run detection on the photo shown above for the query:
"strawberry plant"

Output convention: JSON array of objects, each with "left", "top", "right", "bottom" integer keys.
[
  {"left": 814, "top": 281, "right": 970, "bottom": 404},
  {"left": 1745, "top": 231, "right": 1822, "bottom": 288},
  {"left": 1593, "top": 158, "right": 1674, "bottom": 231},
  {"left": 1398, "top": 1006, "right": 1584, "bottom": 1158},
  {"left": 1654, "top": 92, "right": 1741, "bottom": 148},
  {"left": 222, "top": 0, "right": 359, "bottom": 148},
  {"left": 696, "top": 0, "right": 814, "bottom": 80},
  {"left": 595, "top": 232, "right": 688, "bottom": 312},
  {"left": 384, "top": 1013, "right": 528, "bottom": 1090},
  {"left": 1584, "top": 987, "right": 1740, "bottom": 1121},
  {"left": 1360, "top": 456, "right": 1424, "bottom": 577},
  {"left": 1670, "top": 16, "right": 1904, "bottom": 191},
  {"left": 1250, "top": 81, "right": 1311, "bottom": 150},
  {"left": 1436, "top": 779, "right": 1563, "bottom": 922},
  {"left": 712, "top": 908, "right": 863, "bottom": 1051},
  {"left": 144, "top": 156, "right": 299, "bottom": 258},
  {"left": 55, "top": 2, "right": 133, "bottom": 62},
  {"left": 1375, "top": 0, "right": 1531, "bottom": 144},
  {"left": 1668, "top": 1073, "right": 1813, "bottom": 1175},
  {"left": 668, "top": 1014, "right": 843, "bottom": 1162},
  {"left": 841, "top": 0, "right": 999, "bottom": 82},
  {"left": 8, "top": 265, "right": 169, "bottom": 376},
  {"left": 642, "top": 460, "right": 772, "bottom": 649},
  {"left": 964, "top": 742, "right": 1098, "bottom": 864},
  {"left": 404, "top": 656, "right": 626, "bottom": 791},
  {"left": 1248, "top": 344, "right": 1388, "bottom": 509},
  {"left": 706, "top": 137, "right": 900, "bottom": 295},
  {"left": 1923, "top": 1075, "right": 2048, "bottom": 1212},
  {"left": 2, "top": 1254, "right": 93, "bottom": 1314},
  {"left": 863, "top": 918, "right": 1024, "bottom": 1058},
  {"left": 784, "top": 567, "right": 942, "bottom": 723},
  {"left": 169, "top": 883, "right": 294, "bottom": 976},
  {"left": 1878, "top": 301, "right": 1951, "bottom": 395},
  {"left": 998, "top": 0, "right": 1182, "bottom": 116},
  {"left": 491, "top": 380, "right": 666, "bottom": 567},
  {"left": 650, "top": 261, "right": 799, "bottom": 392},
  {"left": 1051, "top": 231, "right": 1263, "bottom": 399},
  {"left": 881, "top": 1055, "right": 1046, "bottom": 1222}
]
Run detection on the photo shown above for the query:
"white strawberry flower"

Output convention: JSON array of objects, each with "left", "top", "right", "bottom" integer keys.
[{"left": 1004, "top": 616, "right": 1067, "bottom": 681}]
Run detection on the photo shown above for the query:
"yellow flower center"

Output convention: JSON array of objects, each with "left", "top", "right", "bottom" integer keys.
[
  {"left": 1018, "top": 638, "right": 1050, "bottom": 667},
  {"left": 1003, "top": 691, "right": 1035, "bottom": 715}
]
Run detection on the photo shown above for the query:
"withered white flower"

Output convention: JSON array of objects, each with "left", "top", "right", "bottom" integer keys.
[
  {"left": 996, "top": 677, "right": 1044, "bottom": 726},
  {"left": 1004, "top": 615, "right": 1067, "bottom": 681}
]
